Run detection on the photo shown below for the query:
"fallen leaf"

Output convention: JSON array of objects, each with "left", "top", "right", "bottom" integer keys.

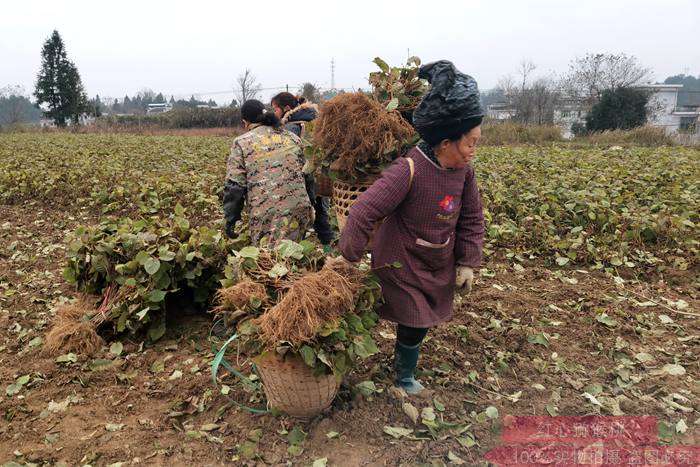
[
  {"left": 168, "top": 370, "right": 183, "bottom": 381},
  {"left": 312, "top": 458, "right": 328, "bottom": 467},
  {"left": 660, "top": 364, "right": 686, "bottom": 376},
  {"left": 402, "top": 402, "right": 419, "bottom": 424},
  {"left": 325, "top": 431, "right": 340, "bottom": 439},
  {"left": 676, "top": 419, "right": 688, "bottom": 434},
  {"left": 582, "top": 392, "right": 603, "bottom": 407},
  {"left": 421, "top": 407, "right": 436, "bottom": 422},
  {"left": 383, "top": 426, "right": 413, "bottom": 439},
  {"left": 448, "top": 451, "right": 465, "bottom": 464},
  {"left": 485, "top": 406, "right": 499, "bottom": 419},
  {"left": 105, "top": 423, "right": 124, "bottom": 432}
]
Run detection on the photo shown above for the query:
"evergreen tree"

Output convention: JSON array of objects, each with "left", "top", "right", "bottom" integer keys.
[
  {"left": 34, "top": 30, "right": 89, "bottom": 126},
  {"left": 586, "top": 87, "right": 649, "bottom": 132}
]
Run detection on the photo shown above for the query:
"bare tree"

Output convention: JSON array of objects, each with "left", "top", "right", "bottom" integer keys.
[
  {"left": 298, "top": 82, "right": 321, "bottom": 103},
  {"left": 562, "top": 53, "right": 652, "bottom": 106},
  {"left": 495, "top": 63, "right": 559, "bottom": 125},
  {"left": 235, "top": 69, "right": 262, "bottom": 106}
]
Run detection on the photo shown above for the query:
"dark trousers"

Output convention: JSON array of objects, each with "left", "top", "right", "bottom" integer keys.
[
  {"left": 313, "top": 196, "right": 335, "bottom": 245},
  {"left": 397, "top": 324, "right": 428, "bottom": 347}
]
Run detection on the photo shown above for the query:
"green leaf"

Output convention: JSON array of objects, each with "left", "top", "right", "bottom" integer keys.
[
  {"left": 267, "top": 263, "right": 289, "bottom": 279},
  {"left": 148, "top": 317, "right": 166, "bottom": 342},
  {"left": 325, "top": 431, "right": 340, "bottom": 439},
  {"left": 485, "top": 406, "right": 499, "bottom": 419},
  {"left": 527, "top": 332, "right": 550, "bottom": 347},
  {"left": 583, "top": 383, "right": 603, "bottom": 396},
  {"left": 355, "top": 381, "right": 376, "bottom": 397},
  {"left": 299, "top": 346, "right": 316, "bottom": 367},
  {"left": 373, "top": 57, "right": 390, "bottom": 73},
  {"left": 238, "top": 440, "right": 257, "bottom": 459},
  {"left": 56, "top": 353, "right": 78, "bottom": 364},
  {"left": 287, "top": 445, "right": 304, "bottom": 457},
  {"left": 287, "top": 426, "right": 307, "bottom": 445},
  {"left": 89, "top": 359, "right": 114, "bottom": 371},
  {"left": 276, "top": 240, "right": 304, "bottom": 260},
  {"left": 109, "top": 342, "right": 123, "bottom": 357},
  {"left": 146, "top": 290, "right": 167, "bottom": 303},
  {"left": 150, "top": 360, "right": 165, "bottom": 375},
  {"left": 386, "top": 98, "right": 399, "bottom": 112},
  {"left": 144, "top": 257, "right": 161, "bottom": 275},
  {"left": 391, "top": 261, "right": 403, "bottom": 269},
  {"left": 596, "top": 313, "right": 618, "bottom": 328},
  {"left": 6, "top": 383, "right": 23, "bottom": 396},
  {"left": 238, "top": 246, "right": 259, "bottom": 260},
  {"left": 353, "top": 335, "right": 379, "bottom": 359},
  {"left": 135, "top": 250, "right": 150, "bottom": 265}
]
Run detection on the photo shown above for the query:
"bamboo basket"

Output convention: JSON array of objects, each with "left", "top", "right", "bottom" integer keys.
[{"left": 254, "top": 352, "right": 338, "bottom": 420}]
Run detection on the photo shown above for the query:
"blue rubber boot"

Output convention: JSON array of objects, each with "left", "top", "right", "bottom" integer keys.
[{"left": 394, "top": 340, "right": 425, "bottom": 395}]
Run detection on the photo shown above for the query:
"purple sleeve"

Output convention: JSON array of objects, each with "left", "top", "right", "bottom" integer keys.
[
  {"left": 339, "top": 159, "right": 411, "bottom": 262},
  {"left": 454, "top": 166, "right": 484, "bottom": 267}
]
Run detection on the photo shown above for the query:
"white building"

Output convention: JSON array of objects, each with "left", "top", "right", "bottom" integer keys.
[
  {"left": 146, "top": 103, "right": 173, "bottom": 114},
  {"left": 636, "top": 84, "right": 700, "bottom": 134}
]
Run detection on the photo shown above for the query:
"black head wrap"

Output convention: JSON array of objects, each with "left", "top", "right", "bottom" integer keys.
[{"left": 412, "top": 60, "right": 483, "bottom": 145}]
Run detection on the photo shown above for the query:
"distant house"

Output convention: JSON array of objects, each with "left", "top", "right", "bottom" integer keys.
[
  {"left": 636, "top": 84, "right": 700, "bottom": 134},
  {"left": 553, "top": 97, "right": 589, "bottom": 139},
  {"left": 146, "top": 103, "right": 173, "bottom": 114},
  {"left": 486, "top": 102, "right": 516, "bottom": 121}
]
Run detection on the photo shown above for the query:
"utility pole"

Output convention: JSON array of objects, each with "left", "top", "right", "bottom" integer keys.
[{"left": 331, "top": 58, "right": 335, "bottom": 90}]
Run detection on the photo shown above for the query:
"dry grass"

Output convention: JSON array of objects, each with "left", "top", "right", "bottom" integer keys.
[
  {"left": 480, "top": 121, "right": 562, "bottom": 145},
  {"left": 572, "top": 125, "right": 675, "bottom": 147},
  {"left": 44, "top": 301, "right": 104, "bottom": 355},
  {"left": 255, "top": 258, "right": 364, "bottom": 346},
  {"left": 313, "top": 92, "right": 415, "bottom": 174}
]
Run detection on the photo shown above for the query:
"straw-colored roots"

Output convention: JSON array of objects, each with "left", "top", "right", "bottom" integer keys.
[
  {"left": 313, "top": 92, "right": 415, "bottom": 175},
  {"left": 212, "top": 279, "right": 268, "bottom": 314},
  {"left": 44, "top": 301, "right": 104, "bottom": 355},
  {"left": 255, "top": 259, "right": 364, "bottom": 346}
]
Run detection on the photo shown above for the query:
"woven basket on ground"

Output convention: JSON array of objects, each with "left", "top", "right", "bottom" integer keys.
[{"left": 254, "top": 352, "right": 338, "bottom": 420}]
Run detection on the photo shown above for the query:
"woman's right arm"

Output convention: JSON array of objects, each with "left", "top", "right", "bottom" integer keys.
[
  {"left": 339, "top": 158, "right": 412, "bottom": 261},
  {"left": 222, "top": 142, "right": 247, "bottom": 236}
]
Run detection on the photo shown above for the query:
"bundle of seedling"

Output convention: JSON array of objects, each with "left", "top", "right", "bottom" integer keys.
[
  {"left": 369, "top": 56, "right": 429, "bottom": 124},
  {"left": 211, "top": 242, "right": 382, "bottom": 417},
  {"left": 46, "top": 206, "right": 238, "bottom": 354}
]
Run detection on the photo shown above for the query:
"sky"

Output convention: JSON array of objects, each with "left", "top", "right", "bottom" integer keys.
[{"left": 2, "top": 0, "right": 699, "bottom": 106}]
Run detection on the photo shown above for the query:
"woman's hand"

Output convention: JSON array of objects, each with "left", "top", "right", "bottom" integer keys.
[{"left": 455, "top": 266, "right": 474, "bottom": 294}]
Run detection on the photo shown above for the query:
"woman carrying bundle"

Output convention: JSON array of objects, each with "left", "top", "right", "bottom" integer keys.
[
  {"left": 222, "top": 99, "right": 313, "bottom": 246},
  {"left": 271, "top": 92, "right": 335, "bottom": 252},
  {"left": 338, "top": 60, "right": 485, "bottom": 394}
]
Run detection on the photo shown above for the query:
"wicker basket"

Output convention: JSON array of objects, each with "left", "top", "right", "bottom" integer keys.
[
  {"left": 254, "top": 352, "right": 338, "bottom": 420},
  {"left": 332, "top": 177, "right": 379, "bottom": 232}
]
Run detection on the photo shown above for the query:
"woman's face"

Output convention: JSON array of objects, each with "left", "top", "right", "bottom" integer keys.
[
  {"left": 271, "top": 101, "right": 284, "bottom": 119},
  {"left": 437, "top": 126, "right": 481, "bottom": 169}
]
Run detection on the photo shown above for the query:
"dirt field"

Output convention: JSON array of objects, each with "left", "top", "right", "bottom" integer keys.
[{"left": 1, "top": 202, "right": 698, "bottom": 466}]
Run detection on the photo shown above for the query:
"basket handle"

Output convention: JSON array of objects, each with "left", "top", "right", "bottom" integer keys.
[{"left": 211, "top": 334, "right": 269, "bottom": 415}]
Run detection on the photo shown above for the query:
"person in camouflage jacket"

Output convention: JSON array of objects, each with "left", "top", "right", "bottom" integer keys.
[{"left": 223, "top": 100, "right": 313, "bottom": 246}]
